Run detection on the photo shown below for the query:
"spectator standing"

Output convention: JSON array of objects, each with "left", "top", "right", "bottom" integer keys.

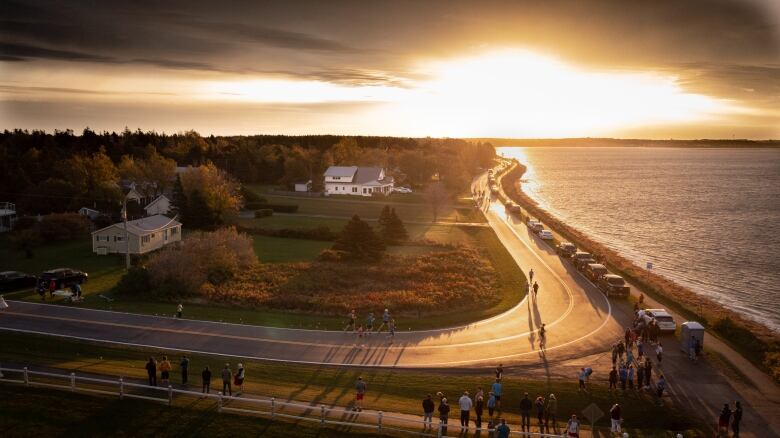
[
  {"left": 535, "top": 395, "right": 545, "bottom": 430},
  {"left": 201, "top": 366, "right": 212, "bottom": 394},
  {"left": 619, "top": 364, "right": 628, "bottom": 391},
  {"left": 159, "top": 356, "right": 172, "bottom": 386},
  {"left": 145, "top": 357, "right": 157, "bottom": 386},
  {"left": 656, "top": 375, "right": 666, "bottom": 404},
  {"left": 645, "top": 358, "right": 653, "bottom": 388},
  {"left": 176, "top": 303, "right": 183, "bottom": 318},
  {"left": 546, "top": 394, "right": 558, "bottom": 431},
  {"left": 610, "top": 403, "right": 622, "bottom": 435},
  {"left": 458, "top": 391, "right": 472, "bottom": 429},
  {"left": 718, "top": 404, "right": 732, "bottom": 436},
  {"left": 627, "top": 364, "right": 635, "bottom": 390},
  {"left": 487, "top": 392, "right": 497, "bottom": 419},
  {"left": 366, "top": 312, "right": 375, "bottom": 334},
  {"left": 422, "top": 394, "right": 435, "bottom": 430},
  {"left": 637, "top": 362, "right": 645, "bottom": 390},
  {"left": 656, "top": 342, "right": 663, "bottom": 364},
  {"left": 566, "top": 414, "right": 581, "bottom": 437},
  {"left": 234, "top": 363, "right": 245, "bottom": 395},
  {"left": 519, "top": 392, "right": 532, "bottom": 432},
  {"left": 0, "top": 294, "right": 7, "bottom": 310},
  {"left": 180, "top": 356, "right": 189, "bottom": 385},
  {"left": 355, "top": 377, "right": 366, "bottom": 411},
  {"left": 475, "top": 390, "right": 484, "bottom": 430},
  {"left": 609, "top": 366, "right": 618, "bottom": 390},
  {"left": 732, "top": 401, "right": 742, "bottom": 437},
  {"left": 491, "top": 378, "right": 503, "bottom": 410},
  {"left": 438, "top": 397, "right": 450, "bottom": 435},
  {"left": 617, "top": 341, "right": 625, "bottom": 361},
  {"left": 611, "top": 344, "right": 618, "bottom": 364},
  {"left": 221, "top": 364, "right": 232, "bottom": 396},
  {"left": 496, "top": 418, "right": 510, "bottom": 438}
]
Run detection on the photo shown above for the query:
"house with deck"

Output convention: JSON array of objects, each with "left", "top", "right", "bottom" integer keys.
[
  {"left": 323, "top": 166, "right": 394, "bottom": 197},
  {"left": 91, "top": 214, "right": 181, "bottom": 255}
]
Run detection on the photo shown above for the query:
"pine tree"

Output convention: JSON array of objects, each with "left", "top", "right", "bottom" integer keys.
[
  {"left": 334, "top": 215, "right": 386, "bottom": 261},
  {"left": 386, "top": 208, "right": 408, "bottom": 243},
  {"left": 185, "top": 189, "right": 220, "bottom": 230},
  {"left": 172, "top": 174, "right": 187, "bottom": 215},
  {"left": 377, "top": 205, "right": 392, "bottom": 238}
]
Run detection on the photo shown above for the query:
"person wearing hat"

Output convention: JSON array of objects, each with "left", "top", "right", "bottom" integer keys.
[
  {"left": 438, "top": 397, "right": 450, "bottom": 435},
  {"left": 458, "top": 390, "right": 472, "bottom": 429},
  {"left": 545, "top": 393, "right": 558, "bottom": 432}
]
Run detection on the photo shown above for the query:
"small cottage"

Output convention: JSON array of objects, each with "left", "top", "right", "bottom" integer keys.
[{"left": 92, "top": 214, "right": 181, "bottom": 255}]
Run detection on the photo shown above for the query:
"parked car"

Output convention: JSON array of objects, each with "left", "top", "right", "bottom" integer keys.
[
  {"left": 39, "top": 268, "right": 88, "bottom": 289},
  {"left": 538, "top": 229, "right": 553, "bottom": 240},
  {"left": 645, "top": 308, "right": 677, "bottom": 332},
  {"left": 0, "top": 271, "right": 37, "bottom": 292},
  {"left": 583, "top": 263, "right": 608, "bottom": 282},
  {"left": 556, "top": 242, "right": 577, "bottom": 258},
  {"left": 506, "top": 202, "right": 522, "bottom": 214},
  {"left": 527, "top": 219, "right": 543, "bottom": 232},
  {"left": 393, "top": 187, "right": 413, "bottom": 194},
  {"left": 598, "top": 274, "right": 630, "bottom": 297},
  {"left": 571, "top": 251, "right": 595, "bottom": 270}
]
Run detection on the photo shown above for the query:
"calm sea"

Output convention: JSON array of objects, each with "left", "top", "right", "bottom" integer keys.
[{"left": 499, "top": 146, "right": 780, "bottom": 332}]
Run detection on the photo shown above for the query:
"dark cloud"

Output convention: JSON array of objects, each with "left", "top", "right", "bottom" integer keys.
[{"left": 0, "top": 42, "right": 112, "bottom": 62}]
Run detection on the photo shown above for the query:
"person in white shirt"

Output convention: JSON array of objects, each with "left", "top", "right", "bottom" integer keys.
[
  {"left": 567, "top": 414, "right": 581, "bottom": 437},
  {"left": 458, "top": 391, "right": 473, "bottom": 429}
]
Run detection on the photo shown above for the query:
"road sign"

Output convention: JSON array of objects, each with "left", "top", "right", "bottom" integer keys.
[{"left": 582, "top": 402, "right": 604, "bottom": 424}]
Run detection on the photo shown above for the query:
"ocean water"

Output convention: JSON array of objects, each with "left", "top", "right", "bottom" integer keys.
[{"left": 499, "top": 146, "right": 780, "bottom": 332}]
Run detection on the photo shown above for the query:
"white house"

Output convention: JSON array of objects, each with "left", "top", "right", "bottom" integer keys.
[
  {"left": 144, "top": 195, "right": 171, "bottom": 216},
  {"left": 92, "top": 214, "right": 181, "bottom": 255},
  {"left": 323, "top": 166, "right": 394, "bottom": 197},
  {"left": 78, "top": 207, "right": 100, "bottom": 220}
]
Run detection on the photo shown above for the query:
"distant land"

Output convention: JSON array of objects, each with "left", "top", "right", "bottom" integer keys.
[{"left": 473, "top": 138, "right": 780, "bottom": 148}]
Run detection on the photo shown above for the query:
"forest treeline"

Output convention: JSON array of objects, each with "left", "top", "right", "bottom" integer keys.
[{"left": 0, "top": 129, "right": 495, "bottom": 215}]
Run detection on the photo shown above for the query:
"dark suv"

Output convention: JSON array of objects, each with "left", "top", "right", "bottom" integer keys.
[
  {"left": 556, "top": 242, "right": 577, "bottom": 258},
  {"left": 39, "top": 268, "right": 88, "bottom": 289},
  {"left": 571, "top": 252, "right": 595, "bottom": 270},
  {"left": 0, "top": 271, "right": 37, "bottom": 292}
]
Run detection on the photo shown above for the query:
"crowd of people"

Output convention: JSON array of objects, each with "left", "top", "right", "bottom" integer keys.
[{"left": 143, "top": 356, "right": 246, "bottom": 397}]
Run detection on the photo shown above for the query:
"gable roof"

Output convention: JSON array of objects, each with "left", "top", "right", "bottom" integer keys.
[
  {"left": 92, "top": 214, "right": 181, "bottom": 236},
  {"left": 324, "top": 166, "right": 358, "bottom": 178},
  {"left": 144, "top": 194, "right": 170, "bottom": 211}
]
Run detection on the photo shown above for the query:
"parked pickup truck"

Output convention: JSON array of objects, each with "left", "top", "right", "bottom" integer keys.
[
  {"left": 39, "top": 268, "right": 88, "bottom": 289},
  {"left": 598, "top": 274, "right": 630, "bottom": 297},
  {"left": 584, "top": 263, "right": 608, "bottom": 282},
  {"left": 571, "top": 252, "right": 596, "bottom": 270},
  {"left": 556, "top": 242, "right": 577, "bottom": 258}
]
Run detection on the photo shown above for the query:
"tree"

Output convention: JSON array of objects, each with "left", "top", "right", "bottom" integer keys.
[
  {"left": 179, "top": 162, "right": 242, "bottom": 223},
  {"left": 333, "top": 215, "right": 386, "bottom": 261},
  {"left": 172, "top": 174, "right": 186, "bottom": 215},
  {"left": 9, "top": 229, "right": 43, "bottom": 258},
  {"left": 331, "top": 137, "right": 361, "bottom": 165},
  {"left": 424, "top": 183, "right": 450, "bottom": 223},
  {"left": 183, "top": 189, "right": 219, "bottom": 230},
  {"left": 377, "top": 205, "right": 408, "bottom": 244}
]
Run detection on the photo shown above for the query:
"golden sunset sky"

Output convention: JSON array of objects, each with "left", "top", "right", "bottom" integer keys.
[{"left": 1, "top": 0, "right": 778, "bottom": 138}]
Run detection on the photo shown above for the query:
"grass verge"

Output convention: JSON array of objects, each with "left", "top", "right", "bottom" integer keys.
[{"left": 0, "top": 333, "right": 705, "bottom": 436}]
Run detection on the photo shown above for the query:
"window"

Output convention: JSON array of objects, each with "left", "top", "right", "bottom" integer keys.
[
  {"left": 114, "top": 235, "right": 123, "bottom": 242},
  {"left": 142, "top": 235, "right": 150, "bottom": 245},
  {"left": 171, "top": 227, "right": 178, "bottom": 236},
  {"left": 352, "top": 187, "right": 357, "bottom": 193}
]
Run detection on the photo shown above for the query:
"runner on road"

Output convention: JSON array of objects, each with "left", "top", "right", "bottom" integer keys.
[
  {"left": 365, "top": 312, "right": 375, "bottom": 334},
  {"left": 378, "top": 308, "right": 390, "bottom": 332},
  {"left": 354, "top": 377, "right": 367, "bottom": 412},
  {"left": 539, "top": 324, "right": 546, "bottom": 348},
  {"left": 529, "top": 269, "right": 534, "bottom": 283},
  {"left": 532, "top": 281, "right": 539, "bottom": 297}
]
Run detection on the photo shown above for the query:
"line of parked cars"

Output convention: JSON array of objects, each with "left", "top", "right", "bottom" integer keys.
[{"left": 0, "top": 268, "right": 88, "bottom": 292}]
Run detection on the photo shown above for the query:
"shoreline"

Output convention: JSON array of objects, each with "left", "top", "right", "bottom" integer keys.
[{"left": 498, "top": 161, "right": 780, "bottom": 381}]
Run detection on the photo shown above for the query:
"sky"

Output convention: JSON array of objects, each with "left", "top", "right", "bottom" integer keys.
[{"left": 1, "top": 0, "right": 778, "bottom": 139}]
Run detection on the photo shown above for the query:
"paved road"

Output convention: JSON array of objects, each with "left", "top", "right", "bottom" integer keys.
[{"left": 0, "top": 175, "right": 623, "bottom": 368}]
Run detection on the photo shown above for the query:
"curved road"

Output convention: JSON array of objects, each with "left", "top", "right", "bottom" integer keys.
[{"left": 0, "top": 173, "right": 624, "bottom": 368}]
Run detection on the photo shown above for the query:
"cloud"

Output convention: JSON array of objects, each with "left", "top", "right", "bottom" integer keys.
[{"left": 0, "top": 42, "right": 112, "bottom": 62}]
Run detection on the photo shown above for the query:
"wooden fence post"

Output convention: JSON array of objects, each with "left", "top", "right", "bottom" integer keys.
[
  {"left": 218, "top": 392, "right": 223, "bottom": 412},
  {"left": 320, "top": 405, "right": 325, "bottom": 424},
  {"left": 378, "top": 411, "right": 383, "bottom": 430},
  {"left": 70, "top": 372, "right": 76, "bottom": 392},
  {"left": 119, "top": 377, "right": 124, "bottom": 400},
  {"left": 23, "top": 367, "right": 28, "bottom": 386},
  {"left": 168, "top": 385, "right": 173, "bottom": 406},
  {"left": 270, "top": 397, "right": 275, "bottom": 419}
]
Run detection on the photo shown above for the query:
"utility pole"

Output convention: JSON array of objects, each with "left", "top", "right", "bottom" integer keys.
[{"left": 122, "top": 189, "right": 140, "bottom": 270}]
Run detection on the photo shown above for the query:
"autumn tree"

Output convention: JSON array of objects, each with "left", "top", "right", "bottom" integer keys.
[
  {"left": 424, "top": 182, "right": 450, "bottom": 223},
  {"left": 333, "top": 215, "right": 386, "bottom": 261},
  {"left": 331, "top": 137, "right": 361, "bottom": 165},
  {"left": 179, "top": 162, "right": 242, "bottom": 225},
  {"left": 377, "top": 205, "right": 408, "bottom": 244}
]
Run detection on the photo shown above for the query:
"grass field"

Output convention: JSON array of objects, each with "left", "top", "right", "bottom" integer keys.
[
  {"left": 0, "top": 333, "right": 705, "bottom": 437},
  {"left": 253, "top": 235, "right": 331, "bottom": 262},
  {"left": 246, "top": 184, "right": 485, "bottom": 224}
]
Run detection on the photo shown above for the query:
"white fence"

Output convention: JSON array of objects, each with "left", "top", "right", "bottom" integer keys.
[{"left": 0, "top": 366, "right": 630, "bottom": 437}]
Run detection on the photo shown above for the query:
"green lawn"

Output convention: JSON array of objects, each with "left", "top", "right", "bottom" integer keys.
[
  {"left": 0, "top": 333, "right": 706, "bottom": 437},
  {"left": 253, "top": 235, "right": 331, "bottom": 263},
  {"left": 0, "top": 384, "right": 393, "bottom": 438},
  {"left": 0, "top": 238, "right": 125, "bottom": 299},
  {"left": 246, "top": 184, "right": 483, "bottom": 224}
]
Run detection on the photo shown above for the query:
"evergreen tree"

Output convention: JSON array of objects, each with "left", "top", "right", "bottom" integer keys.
[
  {"left": 172, "top": 174, "right": 187, "bottom": 215},
  {"left": 184, "top": 189, "right": 220, "bottom": 230},
  {"left": 334, "top": 215, "right": 385, "bottom": 261},
  {"left": 377, "top": 205, "right": 408, "bottom": 244},
  {"left": 386, "top": 208, "right": 408, "bottom": 243}
]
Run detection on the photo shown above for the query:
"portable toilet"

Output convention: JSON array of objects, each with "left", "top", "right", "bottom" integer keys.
[{"left": 680, "top": 321, "right": 705, "bottom": 352}]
